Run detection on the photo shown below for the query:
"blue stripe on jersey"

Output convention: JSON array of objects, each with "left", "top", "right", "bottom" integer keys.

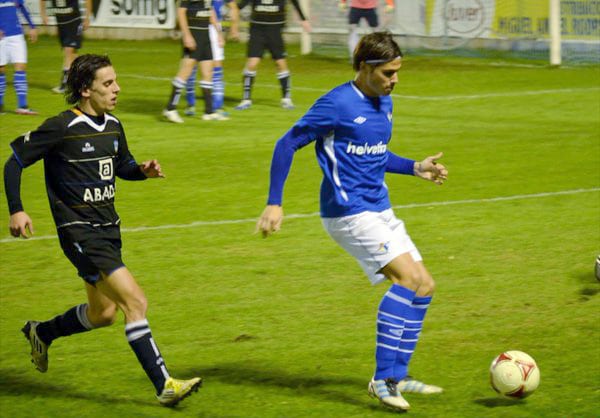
[{"left": 268, "top": 81, "right": 401, "bottom": 218}]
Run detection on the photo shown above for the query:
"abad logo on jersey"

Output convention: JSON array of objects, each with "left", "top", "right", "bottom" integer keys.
[{"left": 82, "top": 158, "right": 115, "bottom": 203}]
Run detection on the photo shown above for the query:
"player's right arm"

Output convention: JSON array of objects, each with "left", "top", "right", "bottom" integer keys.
[
  {"left": 4, "top": 116, "right": 65, "bottom": 238},
  {"left": 177, "top": 5, "right": 196, "bottom": 50},
  {"left": 4, "top": 156, "right": 34, "bottom": 238},
  {"left": 256, "top": 95, "right": 337, "bottom": 237}
]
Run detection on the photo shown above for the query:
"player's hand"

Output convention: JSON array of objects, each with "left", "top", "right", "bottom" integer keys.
[
  {"left": 41, "top": 15, "right": 48, "bottom": 25},
  {"left": 9, "top": 211, "right": 34, "bottom": 239},
  {"left": 301, "top": 20, "right": 312, "bottom": 33},
  {"left": 183, "top": 33, "right": 196, "bottom": 50},
  {"left": 385, "top": 4, "right": 394, "bottom": 13},
  {"left": 414, "top": 152, "right": 448, "bottom": 185},
  {"left": 338, "top": 1, "right": 347, "bottom": 11},
  {"left": 0, "top": 30, "right": 4, "bottom": 40},
  {"left": 83, "top": 17, "right": 90, "bottom": 30},
  {"left": 256, "top": 205, "right": 283, "bottom": 238},
  {"left": 29, "top": 28, "right": 38, "bottom": 43},
  {"left": 140, "top": 160, "right": 165, "bottom": 178}
]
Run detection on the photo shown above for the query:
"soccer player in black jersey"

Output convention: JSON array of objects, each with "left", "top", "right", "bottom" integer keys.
[
  {"left": 3, "top": 54, "right": 202, "bottom": 407},
  {"left": 235, "top": 0, "right": 311, "bottom": 110},
  {"left": 163, "top": 0, "right": 227, "bottom": 123},
  {"left": 40, "top": 0, "right": 92, "bottom": 94}
]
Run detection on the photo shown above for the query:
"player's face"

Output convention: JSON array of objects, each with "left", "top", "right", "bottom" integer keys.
[
  {"left": 83, "top": 66, "right": 120, "bottom": 114},
  {"left": 363, "top": 58, "right": 402, "bottom": 97}
]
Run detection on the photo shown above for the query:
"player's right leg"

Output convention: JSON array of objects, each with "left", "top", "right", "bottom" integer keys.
[{"left": 96, "top": 267, "right": 201, "bottom": 406}]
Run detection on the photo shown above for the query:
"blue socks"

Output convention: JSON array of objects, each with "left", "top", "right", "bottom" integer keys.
[
  {"left": 393, "top": 295, "right": 432, "bottom": 381},
  {"left": 212, "top": 66, "right": 224, "bottom": 110},
  {"left": 186, "top": 66, "right": 197, "bottom": 108},
  {"left": 374, "top": 284, "right": 416, "bottom": 380}
]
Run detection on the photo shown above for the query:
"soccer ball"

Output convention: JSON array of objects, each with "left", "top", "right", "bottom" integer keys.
[
  {"left": 595, "top": 255, "right": 600, "bottom": 281},
  {"left": 489, "top": 350, "right": 540, "bottom": 398}
]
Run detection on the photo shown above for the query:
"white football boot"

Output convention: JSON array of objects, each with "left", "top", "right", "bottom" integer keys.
[
  {"left": 368, "top": 378, "right": 410, "bottom": 411},
  {"left": 397, "top": 376, "right": 444, "bottom": 394},
  {"left": 163, "top": 109, "right": 184, "bottom": 123}
]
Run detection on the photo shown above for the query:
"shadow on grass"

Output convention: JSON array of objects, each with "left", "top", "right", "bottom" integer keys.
[
  {"left": 473, "top": 397, "right": 526, "bottom": 408},
  {"left": 575, "top": 271, "right": 599, "bottom": 301},
  {"left": 0, "top": 368, "right": 156, "bottom": 408},
  {"left": 187, "top": 362, "right": 397, "bottom": 414}
]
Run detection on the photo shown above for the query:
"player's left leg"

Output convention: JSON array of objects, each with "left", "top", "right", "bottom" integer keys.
[
  {"left": 54, "top": 46, "right": 77, "bottom": 93},
  {"left": 209, "top": 24, "right": 226, "bottom": 111},
  {"left": 391, "top": 262, "right": 443, "bottom": 394},
  {"left": 185, "top": 65, "right": 198, "bottom": 116},
  {"left": 95, "top": 267, "right": 201, "bottom": 406},
  {"left": 199, "top": 59, "right": 228, "bottom": 120},
  {"left": 274, "top": 59, "right": 294, "bottom": 109}
]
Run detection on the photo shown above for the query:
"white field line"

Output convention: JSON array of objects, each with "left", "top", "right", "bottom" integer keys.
[
  {"left": 128, "top": 73, "right": 599, "bottom": 100},
  {"left": 37, "top": 69, "right": 599, "bottom": 101},
  {"left": 1, "top": 187, "right": 598, "bottom": 244}
]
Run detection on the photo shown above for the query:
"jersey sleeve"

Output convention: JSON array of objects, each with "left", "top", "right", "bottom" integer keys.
[
  {"left": 17, "top": 0, "right": 36, "bottom": 28},
  {"left": 115, "top": 124, "right": 146, "bottom": 180},
  {"left": 9, "top": 116, "right": 65, "bottom": 168},
  {"left": 385, "top": 151, "right": 415, "bottom": 175},
  {"left": 267, "top": 95, "right": 337, "bottom": 205}
]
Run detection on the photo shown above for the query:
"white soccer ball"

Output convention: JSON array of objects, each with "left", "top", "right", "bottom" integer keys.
[
  {"left": 595, "top": 255, "right": 600, "bottom": 281},
  {"left": 489, "top": 350, "right": 540, "bottom": 398}
]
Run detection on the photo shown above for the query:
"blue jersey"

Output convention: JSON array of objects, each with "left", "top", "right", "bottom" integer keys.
[
  {"left": 268, "top": 81, "right": 415, "bottom": 218},
  {"left": 0, "top": 0, "right": 35, "bottom": 36}
]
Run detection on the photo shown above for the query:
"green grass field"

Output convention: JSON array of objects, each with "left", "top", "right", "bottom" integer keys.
[{"left": 1, "top": 36, "right": 599, "bottom": 418}]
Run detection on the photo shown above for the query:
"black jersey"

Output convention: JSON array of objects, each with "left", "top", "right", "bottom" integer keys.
[
  {"left": 238, "top": 0, "right": 306, "bottom": 25},
  {"left": 46, "top": 0, "right": 81, "bottom": 24},
  {"left": 9, "top": 109, "right": 143, "bottom": 229},
  {"left": 180, "top": 0, "right": 212, "bottom": 30}
]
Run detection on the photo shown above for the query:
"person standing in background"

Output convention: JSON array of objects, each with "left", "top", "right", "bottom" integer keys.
[
  {"left": 234, "top": 0, "right": 311, "bottom": 111},
  {"left": 339, "top": 0, "right": 394, "bottom": 58},
  {"left": 184, "top": 0, "right": 239, "bottom": 116},
  {"left": 40, "top": 0, "right": 92, "bottom": 94},
  {"left": 0, "top": 0, "right": 38, "bottom": 114}
]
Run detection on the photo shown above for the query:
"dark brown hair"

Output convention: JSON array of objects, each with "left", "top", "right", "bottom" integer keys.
[
  {"left": 65, "top": 54, "right": 113, "bottom": 104},
  {"left": 353, "top": 32, "right": 403, "bottom": 72}
]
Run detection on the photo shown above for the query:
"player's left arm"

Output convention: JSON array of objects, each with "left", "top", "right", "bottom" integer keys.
[
  {"left": 289, "top": 0, "right": 311, "bottom": 32},
  {"left": 17, "top": 0, "right": 38, "bottom": 42},
  {"left": 83, "top": 0, "right": 92, "bottom": 30},
  {"left": 226, "top": 0, "right": 240, "bottom": 40}
]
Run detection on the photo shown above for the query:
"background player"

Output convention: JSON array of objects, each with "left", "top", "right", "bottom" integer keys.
[
  {"left": 256, "top": 32, "right": 446, "bottom": 412},
  {"left": 235, "top": 0, "right": 311, "bottom": 110},
  {"left": 0, "top": 0, "right": 38, "bottom": 114},
  {"left": 339, "top": 0, "right": 394, "bottom": 58},
  {"left": 4, "top": 54, "right": 201, "bottom": 406},
  {"left": 40, "top": 0, "right": 92, "bottom": 93},
  {"left": 185, "top": 0, "right": 239, "bottom": 116},
  {"left": 163, "top": 0, "right": 227, "bottom": 122}
]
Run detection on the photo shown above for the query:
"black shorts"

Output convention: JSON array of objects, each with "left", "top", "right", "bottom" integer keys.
[
  {"left": 247, "top": 24, "right": 286, "bottom": 60},
  {"left": 349, "top": 8, "right": 378, "bottom": 27},
  {"left": 57, "top": 18, "right": 83, "bottom": 49},
  {"left": 183, "top": 29, "right": 213, "bottom": 62},
  {"left": 58, "top": 225, "right": 125, "bottom": 285}
]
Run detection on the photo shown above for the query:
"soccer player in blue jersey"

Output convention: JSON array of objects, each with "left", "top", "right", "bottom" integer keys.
[
  {"left": 4, "top": 54, "right": 201, "bottom": 406},
  {"left": 0, "top": 0, "right": 38, "bottom": 114},
  {"left": 256, "top": 32, "right": 448, "bottom": 412},
  {"left": 184, "top": 0, "right": 239, "bottom": 116}
]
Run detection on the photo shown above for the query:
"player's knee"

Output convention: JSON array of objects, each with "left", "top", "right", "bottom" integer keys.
[
  {"left": 89, "top": 305, "right": 118, "bottom": 328},
  {"left": 123, "top": 295, "right": 148, "bottom": 320},
  {"left": 418, "top": 275, "right": 436, "bottom": 296}
]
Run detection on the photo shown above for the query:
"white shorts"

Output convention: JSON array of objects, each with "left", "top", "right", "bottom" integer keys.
[
  {"left": 0, "top": 34, "right": 27, "bottom": 66},
  {"left": 209, "top": 25, "right": 224, "bottom": 62},
  {"left": 322, "top": 208, "right": 422, "bottom": 285}
]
